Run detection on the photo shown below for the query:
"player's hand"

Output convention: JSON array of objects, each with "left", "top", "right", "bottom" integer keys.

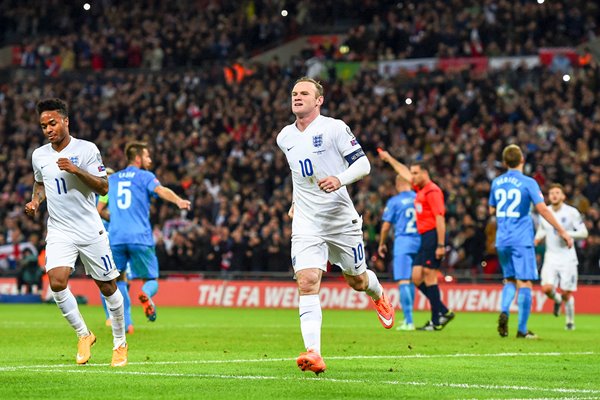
[
  {"left": 377, "top": 148, "right": 391, "bottom": 163},
  {"left": 378, "top": 243, "right": 387, "bottom": 258},
  {"left": 435, "top": 246, "right": 445, "bottom": 260},
  {"left": 559, "top": 231, "right": 574, "bottom": 249},
  {"left": 318, "top": 176, "right": 341, "bottom": 193},
  {"left": 533, "top": 238, "right": 542, "bottom": 246},
  {"left": 177, "top": 199, "right": 192, "bottom": 210},
  {"left": 56, "top": 157, "right": 78, "bottom": 173},
  {"left": 25, "top": 200, "right": 39, "bottom": 216}
]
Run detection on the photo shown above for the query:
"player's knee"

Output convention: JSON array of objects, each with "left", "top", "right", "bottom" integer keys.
[
  {"left": 49, "top": 279, "right": 68, "bottom": 292},
  {"left": 296, "top": 273, "right": 320, "bottom": 294}
]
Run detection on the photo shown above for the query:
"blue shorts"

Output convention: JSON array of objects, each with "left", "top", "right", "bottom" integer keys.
[
  {"left": 111, "top": 243, "right": 159, "bottom": 279},
  {"left": 413, "top": 229, "right": 441, "bottom": 269},
  {"left": 497, "top": 246, "right": 538, "bottom": 281}
]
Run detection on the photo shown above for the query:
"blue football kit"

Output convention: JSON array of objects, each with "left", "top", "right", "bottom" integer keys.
[
  {"left": 108, "top": 166, "right": 160, "bottom": 280},
  {"left": 489, "top": 169, "right": 545, "bottom": 334}
]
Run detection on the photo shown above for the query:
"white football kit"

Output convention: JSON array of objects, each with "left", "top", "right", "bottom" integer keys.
[
  {"left": 535, "top": 203, "right": 587, "bottom": 291},
  {"left": 277, "top": 115, "right": 368, "bottom": 275},
  {"left": 32, "top": 137, "right": 119, "bottom": 281}
]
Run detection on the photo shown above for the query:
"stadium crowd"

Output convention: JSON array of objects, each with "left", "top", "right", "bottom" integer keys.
[
  {"left": 3, "top": 1, "right": 599, "bottom": 72},
  {"left": 0, "top": 1, "right": 599, "bottom": 280}
]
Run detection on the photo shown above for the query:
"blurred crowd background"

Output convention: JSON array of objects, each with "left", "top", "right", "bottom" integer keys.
[{"left": 0, "top": 0, "right": 599, "bottom": 282}]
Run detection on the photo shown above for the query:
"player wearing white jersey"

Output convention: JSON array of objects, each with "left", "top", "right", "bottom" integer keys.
[
  {"left": 534, "top": 184, "right": 588, "bottom": 330},
  {"left": 25, "top": 98, "right": 127, "bottom": 366},
  {"left": 277, "top": 77, "right": 394, "bottom": 375}
]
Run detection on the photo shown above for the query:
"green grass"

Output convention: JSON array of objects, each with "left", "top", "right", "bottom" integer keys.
[{"left": 1, "top": 304, "right": 599, "bottom": 399}]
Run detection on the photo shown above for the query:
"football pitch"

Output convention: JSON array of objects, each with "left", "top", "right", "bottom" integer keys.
[{"left": 1, "top": 304, "right": 599, "bottom": 399}]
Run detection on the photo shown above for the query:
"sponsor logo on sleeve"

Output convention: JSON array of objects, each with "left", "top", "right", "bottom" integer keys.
[{"left": 98, "top": 165, "right": 106, "bottom": 172}]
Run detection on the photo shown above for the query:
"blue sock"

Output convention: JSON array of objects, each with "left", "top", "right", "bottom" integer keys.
[
  {"left": 117, "top": 280, "right": 133, "bottom": 328},
  {"left": 501, "top": 282, "right": 517, "bottom": 315},
  {"left": 399, "top": 284, "right": 414, "bottom": 324},
  {"left": 409, "top": 283, "right": 415, "bottom": 303},
  {"left": 142, "top": 279, "right": 159, "bottom": 298},
  {"left": 517, "top": 287, "right": 532, "bottom": 334},
  {"left": 101, "top": 294, "right": 109, "bottom": 319},
  {"left": 427, "top": 285, "right": 442, "bottom": 325}
]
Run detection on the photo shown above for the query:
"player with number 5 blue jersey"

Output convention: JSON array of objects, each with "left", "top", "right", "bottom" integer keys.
[
  {"left": 105, "top": 142, "right": 191, "bottom": 323},
  {"left": 489, "top": 144, "right": 573, "bottom": 339}
]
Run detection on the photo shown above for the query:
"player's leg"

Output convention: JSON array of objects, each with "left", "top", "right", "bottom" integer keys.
[
  {"left": 101, "top": 296, "right": 111, "bottom": 326},
  {"left": 540, "top": 263, "right": 562, "bottom": 316},
  {"left": 117, "top": 274, "right": 133, "bottom": 333},
  {"left": 496, "top": 247, "right": 517, "bottom": 337},
  {"left": 330, "top": 232, "right": 393, "bottom": 329},
  {"left": 515, "top": 246, "right": 539, "bottom": 339},
  {"left": 417, "top": 230, "right": 452, "bottom": 330},
  {"left": 393, "top": 248, "right": 415, "bottom": 330},
  {"left": 130, "top": 244, "right": 159, "bottom": 322},
  {"left": 292, "top": 235, "right": 327, "bottom": 374},
  {"left": 559, "top": 265, "right": 577, "bottom": 330},
  {"left": 111, "top": 244, "right": 134, "bottom": 330},
  {"left": 79, "top": 236, "right": 127, "bottom": 365},
  {"left": 45, "top": 240, "right": 95, "bottom": 364}
]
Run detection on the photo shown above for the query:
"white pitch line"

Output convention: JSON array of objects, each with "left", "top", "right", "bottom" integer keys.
[
  {"left": 0, "top": 351, "right": 595, "bottom": 371},
  {"left": 18, "top": 368, "right": 600, "bottom": 395}
]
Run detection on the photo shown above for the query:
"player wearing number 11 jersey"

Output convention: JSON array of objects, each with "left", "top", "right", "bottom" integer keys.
[
  {"left": 106, "top": 142, "right": 190, "bottom": 323},
  {"left": 26, "top": 98, "right": 127, "bottom": 366},
  {"left": 489, "top": 144, "right": 573, "bottom": 339},
  {"left": 277, "top": 77, "right": 394, "bottom": 375}
]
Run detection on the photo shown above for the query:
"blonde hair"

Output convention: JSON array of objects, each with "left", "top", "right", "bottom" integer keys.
[{"left": 502, "top": 144, "right": 523, "bottom": 168}]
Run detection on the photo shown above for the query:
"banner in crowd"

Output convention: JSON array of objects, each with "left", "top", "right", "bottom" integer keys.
[{"left": 1, "top": 278, "right": 599, "bottom": 313}]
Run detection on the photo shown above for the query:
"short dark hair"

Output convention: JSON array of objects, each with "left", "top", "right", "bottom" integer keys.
[
  {"left": 410, "top": 160, "right": 429, "bottom": 174},
  {"left": 548, "top": 183, "right": 565, "bottom": 194},
  {"left": 125, "top": 141, "right": 148, "bottom": 162},
  {"left": 36, "top": 98, "right": 68, "bottom": 118},
  {"left": 502, "top": 144, "right": 523, "bottom": 168}
]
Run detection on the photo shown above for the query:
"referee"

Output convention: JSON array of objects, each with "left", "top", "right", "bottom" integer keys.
[{"left": 379, "top": 150, "right": 455, "bottom": 330}]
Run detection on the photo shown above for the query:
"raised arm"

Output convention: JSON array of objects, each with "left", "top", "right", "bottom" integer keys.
[{"left": 377, "top": 149, "right": 412, "bottom": 183}]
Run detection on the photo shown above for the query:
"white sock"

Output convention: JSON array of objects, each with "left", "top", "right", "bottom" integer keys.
[
  {"left": 365, "top": 269, "right": 383, "bottom": 300},
  {"left": 104, "top": 290, "right": 126, "bottom": 349},
  {"left": 52, "top": 288, "right": 89, "bottom": 337},
  {"left": 565, "top": 297, "right": 575, "bottom": 324},
  {"left": 299, "top": 294, "right": 322, "bottom": 355},
  {"left": 551, "top": 290, "right": 562, "bottom": 304}
]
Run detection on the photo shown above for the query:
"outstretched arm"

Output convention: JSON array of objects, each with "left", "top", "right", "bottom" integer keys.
[
  {"left": 377, "top": 149, "right": 412, "bottom": 183},
  {"left": 154, "top": 185, "right": 191, "bottom": 209}
]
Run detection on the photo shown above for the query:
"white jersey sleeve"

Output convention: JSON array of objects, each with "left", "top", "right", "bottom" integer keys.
[{"left": 32, "top": 137, "right": 107, "bottom": 245}]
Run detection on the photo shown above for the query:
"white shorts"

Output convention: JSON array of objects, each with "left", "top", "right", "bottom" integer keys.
[
  {"left": 45, "top": 234, "right": 120, "bottom": 282},
  {"left": 291, "top": 232, "right": 367, "bottom": 276},
  {"left": 540, "top": 261, "right": 578, "bottom": 292}
]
